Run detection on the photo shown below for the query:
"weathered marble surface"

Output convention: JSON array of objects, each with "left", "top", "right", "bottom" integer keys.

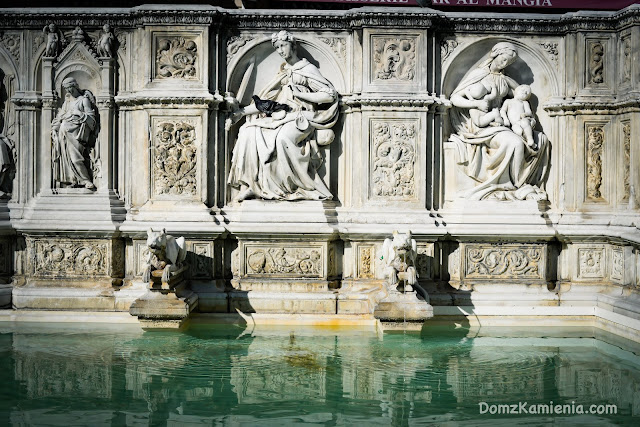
[{"left": 0, "top": 5, "right": 637, "bottom": 330}]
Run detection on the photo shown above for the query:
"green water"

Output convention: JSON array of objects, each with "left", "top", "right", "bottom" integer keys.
[{"left": 0, "top": 323, "right": 639, "bottom": 426}]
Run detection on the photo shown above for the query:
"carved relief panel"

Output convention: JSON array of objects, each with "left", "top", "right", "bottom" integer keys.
[
  {"left": 148, "top": 28, "right": 207, "bottom": 87},
  {"left": 370, "top": 119, "right": 418, "bottom": 201},
  {"left": 364, "top": 30, "right": 424, "bottom": 93},
  {"left": 577, "top": 247, "right": 605, "bottom": 279},
  {"left": 581, "top": 36, "right": 612, "bottom": 93},
  {"left": 357, "top": 244, "right": 375, "bottom": 279},
  {"left": 150, "top": 116, "right": 199, "bottom": 199},
  {"left": 622, "top": 120, "right": 631, "bottom": 202},
  {"left": 27, "top": 237, "right": 123, "bottom": 279},
  {"left": 621, "top": 34, "right": 632, "bottom": 86},
  {"left": 585, "top": 124, "right": 605, "bottom": 202}
]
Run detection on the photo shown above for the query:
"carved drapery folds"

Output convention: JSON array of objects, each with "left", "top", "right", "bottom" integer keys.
[
  {"left": 588, "top": 40, "right": 604, "bottom": 85},
  {"left": 373, "top": 36, "right": 416, "bottom": 81},
  {"left": 586, "top": 125, "right": 604, "bottom": 201},
  {"left": 153, "top": 119, "right": 197, "bottom": 197},
  {"left": 156, "top": 37, "right": 198, "bottom": 79},
  {"left": 371, "top": 120, "right": 416, "bottom": 199}
]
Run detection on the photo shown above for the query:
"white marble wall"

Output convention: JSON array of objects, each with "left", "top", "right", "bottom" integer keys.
[{"left": 0, "top": 4, "right": 638, "bottom": 331}]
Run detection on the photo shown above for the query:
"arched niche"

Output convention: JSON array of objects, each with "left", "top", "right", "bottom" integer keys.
[
  {"left": 54, "top": 44, "right": 102, "bottom": 104},
  {"left": 442, "top": 37, "right": 560, "bottom": 139},
  {"left": 226, "top": 35, "right": 346, "bottom": 106}
]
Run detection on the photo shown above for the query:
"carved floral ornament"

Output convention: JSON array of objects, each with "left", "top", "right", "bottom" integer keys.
[
  {"left": 245, "top": 246, "right": 323, "bottom": 277},
  {"left": 586, "top": 125, "right": 604, "bottom": 201},
  {"left": 153, "top": 119, "right": 198, "bottom": 197},
  {"left": 371, "top": 120, "right": 416, "bottom": 199},
  {"left": 156, "top": 37, "right": 198, "bottom": 79},
  {"left": 33, "top": 240, "right": 109, "bottom": 277}
]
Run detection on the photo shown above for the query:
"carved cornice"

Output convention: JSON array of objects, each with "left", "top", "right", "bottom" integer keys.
[
  {"left": 544, "top": 97, "right": 640, "bottom": 116},
  {"left": 115, "top": 93, "right": 224, "bottom": 109},
  {"left": 342, "top": 94, "right": 451, "bottom": 112},
  {"left": 11, "top": 96, "right": 42, "bottom": 109},
  {"left": 0, "top": 6, "right": 638, "bottom": 34}
]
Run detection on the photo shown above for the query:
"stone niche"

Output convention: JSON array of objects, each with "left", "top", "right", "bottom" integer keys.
[{"left": 229, "top": 237, "right": 342, "bottom": 314}]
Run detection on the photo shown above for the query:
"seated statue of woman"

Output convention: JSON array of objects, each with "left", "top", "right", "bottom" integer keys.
[
  {"left": 449, "top": 42, "right": 550, "bottom": 201},
  {"left": 227, "top": 30, "right": 339, "bottom": 202}
]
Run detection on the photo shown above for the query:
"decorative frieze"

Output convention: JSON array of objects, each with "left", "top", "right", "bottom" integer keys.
[
  {"left": 587, "top": 40, "right": 604, "bottom": 85},
  {"left": 586, "top": 125, "right": 604, "bottom": 201},
  {"left": 372, "top": 36, "right": 416, "bottom": 82},
  {"left": 245, "top": 246, "right": 323, "bottom": 278},
  {"left": 578, "top": 248, "right": 605, "bottom": 279},
  {"left": 152, "top": 118, "right": 198, "bottom": 197},
  {"left": 370, "top": 120, "right": 417, "bottom": 200},
  {"left": 357, "top": 245, "right": 374, "bottom": 279},
  {"left": 465, "top": 245, "right": 543, "bottom": 280},
  {"left": 622, "top": 122, "right": 631, "bottom": 201},
  {"left": 155, "top": 37, "right": 198, "bottom": 79},
  {"left": 28, "top": 238, "right": 122, "bottom": 278}
]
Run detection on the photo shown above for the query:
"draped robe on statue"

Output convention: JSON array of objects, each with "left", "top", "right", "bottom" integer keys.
[
  {"left": 449, "top": 67, "right": 550, "bottom": 201},
  {"left": 228, "top": 58, "right": 339, "bottom": 201},
  {"left": 51, "top": 92, "right": 97, "bottom": 187}
]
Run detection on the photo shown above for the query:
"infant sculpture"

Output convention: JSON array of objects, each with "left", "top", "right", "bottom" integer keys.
[
  {"left": 382, "top": 231, "right": 418, "bottom": 293},
  {"left": 143, "top": 228, "right": 187, "bottom": 284}
]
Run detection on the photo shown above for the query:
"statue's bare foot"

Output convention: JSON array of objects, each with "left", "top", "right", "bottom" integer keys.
[
  {"left": 84, "top": 181, "right": 96, "bottom": 190},
  {"left": 236, "top": 188, "right": 255, "bottom": 202}
]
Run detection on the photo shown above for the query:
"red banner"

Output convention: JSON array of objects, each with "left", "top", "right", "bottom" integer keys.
[{"left": 281, "top": 0, "right": 639, "bottom": 9}]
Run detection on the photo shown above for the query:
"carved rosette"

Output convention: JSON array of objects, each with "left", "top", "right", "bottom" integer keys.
[
  {"left": 465, "top": 245, "right": 543, "bottom": 279},
  {"left": 622, "top": 122, "right": 631, "bottom": 201},
  {"left": 578, "top": 248, "right": 605, "bottom": 279},
  {"left": 155, "top": 37, "right": 198, "bottom": 79},
  {"left": 371, "top": 120, "right": 416, "bottom": 199},
  {"left": 152, "top": 118, "right": 198, "bottom": 197},
  {"left": 586, "top": 125, "right": 604, "bottom": 201},
  {"left": 357, "top": 245, "right": 374, "bottom": 279},
  {"left": 587, "top": 40, "right": 604, "bottom": 85},
  {"left": 372, "top": 36, "right": 416, "bottom": 82},
  {"left": 28, "top": 238, "right": 122, "bottom": 278},
  {"left": 1, "top": 33, "right": 20, "bottom": 62}
]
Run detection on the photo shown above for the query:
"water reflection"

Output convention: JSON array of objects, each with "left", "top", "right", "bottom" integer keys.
[{"left": 0, "top": 323, "right": 638, "bottom": 425}]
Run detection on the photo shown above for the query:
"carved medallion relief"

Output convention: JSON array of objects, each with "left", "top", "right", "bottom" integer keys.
[
  {"left": 372, "top": 36, "right": 416, "bottom": 82},
  {"left": 586, "top": 125, "right": 604, "bottom": 201},
  {"left": 155, "top": 37, "right": 198, "bottom": 79},
  {"left": 152, "top": 118, "right": 198, "bottom": 198},
  {"left": 370, "top": 120, "right": 417, "bottom": 200}
]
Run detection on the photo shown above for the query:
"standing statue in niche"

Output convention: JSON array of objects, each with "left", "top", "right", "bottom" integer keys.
[
  {"left": 0, "top": 72, "right": 16, "bottom": 198},
  {"left": 51, "top": 77, "right": 99, "bottom": 190},
  {"left": 449, "top": 42, "right": 550, "bottom": 201},
  {"left": 226, "top": 30, "right": 339, "bottom": 202}
]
